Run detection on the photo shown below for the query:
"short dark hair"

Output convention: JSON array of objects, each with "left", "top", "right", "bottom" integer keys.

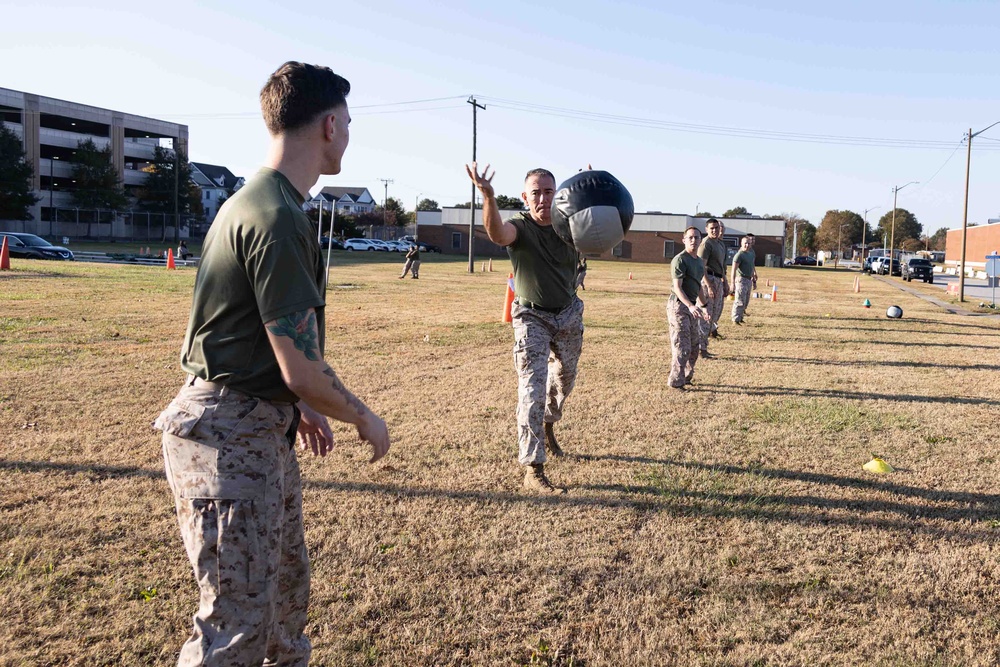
[
  {"left": 260, "top": 62, "right": 350, "bottom": 135},
  {"left": 740, "top": 235, "right": 751, "bottom": 244},
  {"left": 706, "top": 218, "right": 720, "bottom": 227},
  {"left": 746, "top": 233, "right": 755, "bottom": 238},
  {"left": 524, "top": 168, "right": 556, "bottom": 184},
  {"left": 684, "top": 226, "right": 701, "bottom": 237}
]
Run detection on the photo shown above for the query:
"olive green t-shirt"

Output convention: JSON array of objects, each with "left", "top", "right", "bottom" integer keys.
[
  {"left": 733, "top": 249, "right": 756, "bottom": 278},
  {"left": 671, "top": 251, "right": 704, "bottom": 303},
  {"left": 180, "top": 168, "right": 325, "bottom": 403},
  {"left": 697, "top": 237, "right": 727, "bottom": 276},
  {"left": 507, "top": 213, "right": 578, "bottom": 309}
]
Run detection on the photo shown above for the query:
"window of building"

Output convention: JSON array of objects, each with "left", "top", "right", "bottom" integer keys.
[
  {"left": 205, "top": 191, "right": 210, "bottom": 200},
  {"left": 451, "top": 232, "right": 462, "bottom": 249},
  {"left": 612, "top": 241, "right": 624, "bottom": 257},
  {"left": 663, "top": 240, "right": 675, "bottom": 259}
]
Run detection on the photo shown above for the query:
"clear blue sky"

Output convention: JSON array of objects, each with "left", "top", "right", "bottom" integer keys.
[{"left": 4, "top": 0, "right": 999, "bottom": 234}]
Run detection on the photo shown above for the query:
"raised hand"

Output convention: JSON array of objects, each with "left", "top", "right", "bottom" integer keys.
[{"left": 465, "top": 162, "right": 495, "bottom": 199}]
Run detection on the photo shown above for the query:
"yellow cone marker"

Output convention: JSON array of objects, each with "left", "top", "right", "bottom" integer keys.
[{"left": 863, "top": 454, "right": 894, "bottom": 474}]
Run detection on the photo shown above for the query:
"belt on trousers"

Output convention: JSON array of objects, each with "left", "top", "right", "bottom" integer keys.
[
  {"left": 185, "top": 375, "right": 295, "bottom": 407},
  {"left": 515, "top": 298, "right": 566, "bottom": 314},
  {"left": 707, "top": 270, "right": 723, "bottom": 278}
]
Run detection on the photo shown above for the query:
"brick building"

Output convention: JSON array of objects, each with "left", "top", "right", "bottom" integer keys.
[
  {"left": 416, "top": 208, "right": 785, "bottom": 265},
  {"left": 945, "top": 221, "right": 1000, "bottom": 270}
]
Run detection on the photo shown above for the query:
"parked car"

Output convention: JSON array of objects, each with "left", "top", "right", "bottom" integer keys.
[
  {"left": 872, "top": 257, "right": 900, "bottom": 276},
  {"left": 901, "top": 257, "right": 934, "bottom": 283},
  {"left": 319, "top": 236, "right": 345, "bottom": 250},
  {"left": 366, "top": 240, "right": 393, "bottom": 252},
  {"left": 385, "top": 240, "right": 410, "bottom": 252},
  {"left": 0, "top": 232, "right": 74, "bottom": 260},
  {"left": 792, "top": 256, "right": 817, "bottom": 266},
  {"left": 416, "top": 241, "right": 441, "bottom": 253},
  {"left": 343, "top": 238, "right": 377, "bottom": 251}
]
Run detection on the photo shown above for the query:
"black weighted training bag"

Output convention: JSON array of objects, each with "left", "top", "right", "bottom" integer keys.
[{"left": 551, "top": 170, "right": 634, "bottom": 255}]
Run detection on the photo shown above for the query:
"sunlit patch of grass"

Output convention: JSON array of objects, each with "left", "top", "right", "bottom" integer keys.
[{"left": 745, "top": 399, "right": 918, "bottom": 434}]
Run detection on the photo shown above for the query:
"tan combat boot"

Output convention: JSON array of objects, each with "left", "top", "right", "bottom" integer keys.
[
  {"left": 523, "top": 464, "right": 566, "bottom": 494},
  {"left": 544, "top": 422, "right": 564, "bottom": 457}
]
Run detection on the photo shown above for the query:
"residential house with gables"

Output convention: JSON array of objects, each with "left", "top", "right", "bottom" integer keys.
[
  {"left": 191, "top": 162, "right": 244, "bottom": 224},
  {"left": 310, "top": 186, "right": 376, "bottom": 215}
]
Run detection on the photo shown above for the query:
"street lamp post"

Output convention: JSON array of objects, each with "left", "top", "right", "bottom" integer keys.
[
  {"left": 959, "top": 120, "right": 1000, "bottom": 302},
  {"left": 861, "top": 206, "right": 880, "bottom": 269},
  {"left": 889, "top": 181, "right": 918, "bottom": 273},
  {"left": 414, "top": 193, "right": 421, "bottom": 244},
  {"left": 792, "top": 221, "right": 802, "bottom": 259}
]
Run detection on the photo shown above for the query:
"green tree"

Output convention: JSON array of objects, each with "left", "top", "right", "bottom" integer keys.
[
  {"left": 416, "top": 198, "right": 439, "bottom": 211},
  {"left": 928, "top": 227, "right": 948, "bottom": 251},
  {"left": 495, "top": 194, "right": 525, "bottom": 210},
  {"left": 0, "top": 125, "right": 40, "bottom": 221},
  {"left": 379, "top": 196, "right": 411, "bottom": 225},
  {"left": 799, "top": 223, "right": 817, "bottom": 253},
  {"left": 815, "top": 210, "right": 865, "bottom": 255},
  {"left": 781, "top": 213, "right": 811, "bottom": 257},
  {"left": 136, "top": 145, "right": 203, "bottom": 242},
  {"left": 723, "top": 206, "right": 750, "bottom": 217},
  {"left": 70, "top": 139, "right": 128, "bottom": 212},
  {"left": 877, "top": 208, "right": 922, "bottom": 249}
]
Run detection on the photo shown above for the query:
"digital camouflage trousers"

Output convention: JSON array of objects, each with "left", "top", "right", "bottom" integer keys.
[
  {"left": 511, "top": 297, "right": 584, "bottom": 465},
  {"left": 667, "top": 296, "right": 700, "bottom": 388},
  {"left": 155, "top": 380, "right": 310, "bottom": 667}
]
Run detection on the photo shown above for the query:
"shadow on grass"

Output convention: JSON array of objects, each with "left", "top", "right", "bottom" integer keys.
[
  {"left": 694, "top": 384, "right": 1000, "bottom": 406},
  {"left": 750, "top": 336, "right": 1000, "bottom": 350},
  {"left": 3, "top": 458, "right": 997, "bottom": 541},
  {"left": 723, "top": 355, "right": 997, "bottom": 372},
  {"left": 771, "top": 313, "right": 1000, "bottom": 332}
]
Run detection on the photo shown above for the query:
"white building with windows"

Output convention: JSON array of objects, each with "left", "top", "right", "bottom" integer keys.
[
  {"left": 309, "top": 186, "right": 376, "bottom": 215},
  {"left": 191, "top": 162, "right": 244, "bottom": 224}
]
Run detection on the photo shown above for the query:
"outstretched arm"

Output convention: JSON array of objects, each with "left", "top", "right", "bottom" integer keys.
[
  {"left": 465, "top": 162, "right": 517, "bottom": 246},
  {"left": 266, "top": 309, "right": 390, "bottom": 462}
]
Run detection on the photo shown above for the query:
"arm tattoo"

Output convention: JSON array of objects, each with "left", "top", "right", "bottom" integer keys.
[
  {"left": 323, "top": 367, "right": 367, "bottom": 417},
  {"left": 267, "top": 311, "right": 320, "bottom": 361}
]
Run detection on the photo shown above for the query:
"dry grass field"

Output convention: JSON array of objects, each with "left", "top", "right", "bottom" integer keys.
[{"left": 2, "top": 253, "right": 999, "bottom": 666}]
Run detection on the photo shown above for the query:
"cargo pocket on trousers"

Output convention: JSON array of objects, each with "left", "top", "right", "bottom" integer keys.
[
  {"left": 153, "top": 399, "right": 206, "bottom": 438},
  {"left": 177, "top": 472, "right": 267, "bottom": 596}
]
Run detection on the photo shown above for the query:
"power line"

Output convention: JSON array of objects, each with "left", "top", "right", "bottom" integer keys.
[{"left": 475, "top": 95, "right": 1000, "bottom": 150}]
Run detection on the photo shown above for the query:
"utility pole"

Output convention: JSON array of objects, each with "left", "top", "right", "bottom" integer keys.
[
  {"left": 468, "top": 96, "right": 485, "bottom": 273},
  {"left": 379, "top": 178, "right": 394, "bottom": 226},
  {"left": 959, "top": 121, "right": 1000, "bottom": 302}
]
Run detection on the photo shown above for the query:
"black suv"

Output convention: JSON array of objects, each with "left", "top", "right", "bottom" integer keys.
[
  {"left": 901, "top": 257, "right": 933, "bottom": 283},
  {"left": 0, "top": 232, "right": 74, "bottom": 260}
]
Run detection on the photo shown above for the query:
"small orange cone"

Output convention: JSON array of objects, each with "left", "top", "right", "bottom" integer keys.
[
  {"left": 628, "top": 272, "right": 633, "bottom": 280},
  {"left": 0, "top": 235, "right": 9, "bottom": 270},
  {"left": 766, "top": 278, "right": 770, "bottom": 287},
  {"left": 502, "top": 273, "right": 515, "bottom": 323},
  {"left": 488, "top": 258, "right": 493, "bottom": 272},
  {"left": 853, "top": 275, "right": 860, "bottom": 293},
  {"left": 166, "top": 249, "right": 176, "bottom": 270},
  {"left": 771, "top": 284, "right": 777, "bottom": 302}
]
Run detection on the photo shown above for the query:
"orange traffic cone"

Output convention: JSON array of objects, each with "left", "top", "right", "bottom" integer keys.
[
  {"left": 771, "top": 284, "right": 777, "bottom": 302},
  {"left": 0, "top": 235, "right": 9, "bottom": 270},
  {"left": 502, "top": 273, "right": 515, "bottom": 323},
  {"left": 628, "top": 272, "right": 633, "bottom": 280},
  {"left": 853, "top": 275, "right": 860, "bottom": 293},
  {"left": 766, "top": 278, "right": 770, "bottom": 287},
  {"left": 488, "top": 258, "right": 493, "bottom": 272},
  {"left": 166, "top": 249, "right": 176, "bottom": 270}
]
